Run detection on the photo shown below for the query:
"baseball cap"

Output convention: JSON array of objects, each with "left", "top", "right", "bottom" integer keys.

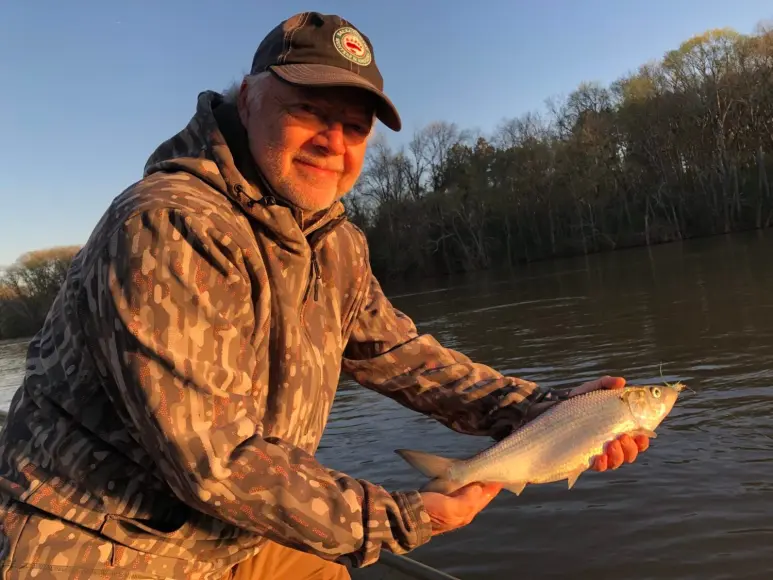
[{"left": 250, "top": 12, "right": 401, "bottom": 132}]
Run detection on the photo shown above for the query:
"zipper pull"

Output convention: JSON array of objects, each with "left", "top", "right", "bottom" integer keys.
[
  {"left": 312, "top": 254, "right": 320, "bottom": 301},
  {"left": 259, "top": 195, "right": 276, "bottom": 206}
]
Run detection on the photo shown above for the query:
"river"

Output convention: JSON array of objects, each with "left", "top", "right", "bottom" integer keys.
[{"left": 1, "top": 230, "right": 773, "bottom": 579}]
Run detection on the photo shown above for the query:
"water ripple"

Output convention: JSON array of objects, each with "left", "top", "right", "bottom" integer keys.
[{"left": 4, "top": 232, "right": 773, "bottom": 578}]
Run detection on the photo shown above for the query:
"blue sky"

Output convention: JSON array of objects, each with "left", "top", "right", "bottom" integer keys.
[{"left": 1, "top": 0, "right": 771, "bottom": 266}]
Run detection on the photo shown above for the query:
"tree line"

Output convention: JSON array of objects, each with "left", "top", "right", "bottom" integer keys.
[
  {"left": 344, "top": 25, "right": 773, "bottom": 279},
  {"left": 3, "top": 25, "right": 772, "bottom": 340},
  {"left": 0, "top": 247, "right": 81, "bottom": 340}
]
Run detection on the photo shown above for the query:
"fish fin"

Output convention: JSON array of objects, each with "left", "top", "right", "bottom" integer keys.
[
  {"left": 503, "top": 482, "right": 527, "bottom": 496},
  {"left": 631, "top": 428, "right": 657, "bottom": 439},
  {"left": 567, "top": 468, "right": 584, "bottom": 490},
  {"left": 395, "top": 449, "right": 457, "bottom": 479}
]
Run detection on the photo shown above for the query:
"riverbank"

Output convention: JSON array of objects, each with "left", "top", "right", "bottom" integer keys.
[{"left": 3, "top": 225, "right": 772, "bottom": 343}]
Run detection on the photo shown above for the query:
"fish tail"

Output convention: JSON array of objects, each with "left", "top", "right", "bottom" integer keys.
[
  {"left": 395, "top": 449, "right": 498, "bottom": 495},
  {"left": 395, "top": 449, "right": 466, "bottom": 495},
  {"left": 395, "top": 449, "right": 457, "bottom": 478}
]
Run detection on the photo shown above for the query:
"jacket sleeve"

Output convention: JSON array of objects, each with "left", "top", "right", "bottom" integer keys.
[
  {"left": 342, "top": 271, "right": 548, "bottom": 440},
  {"left": 83, "top": 207, "right": 431, "bottom": 568}
]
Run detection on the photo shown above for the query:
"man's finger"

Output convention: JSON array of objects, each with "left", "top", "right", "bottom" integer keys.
[
  {"left": 480, "top": 482, "right": 504, "bottom": 497},
  {"left": 475, "top": 484, "right": 502, "bottom": 510},
  {"left": 592, "top": 454, "right": 608, "bottom": 472},
  {"left": 606, "top": 439, "right": 625, "bottom": 469},
  {"left": 618, "top": 434, "right": 639, "bottom": 463},
  {"left": 633, "top": 434, "right": 650, "bottom": 452},
  {"left": 464, "top": 483, "right": 500, "bottom": 513},
  {"left": 570, "top": 375, "right": 626, "bottom": 397},
  {"left": 602, "top": 376, "right": 626, "bottom": 390},
  {"left": 450, "top": 482, "right": 484, "bottom": 500},
  {"left": 450, "top": 482, "right": 501, "bottom": 520}
]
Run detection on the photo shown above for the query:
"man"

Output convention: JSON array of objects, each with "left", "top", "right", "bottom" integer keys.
[{"left": 0, "top": 12, "right": 648, "bottom": 580}]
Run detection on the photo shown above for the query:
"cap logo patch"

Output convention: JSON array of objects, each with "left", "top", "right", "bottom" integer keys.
[{"left": 333, "top": 26, "right": 372, "bottom": 66}]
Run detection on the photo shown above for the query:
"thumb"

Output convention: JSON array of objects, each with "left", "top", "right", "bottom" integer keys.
[
  {"left": 479, "top": 482, "right": 503, "bottom": 498},
  {"left": 571, "top": 375, "right": 626, "bottom": 397},
  {"left": 601, "top": 376, "right": 626, "bottom": 390},
  {"left": 451, "top": 482, "right": 502, "bottom": 510},
  {"left": 450, "top": 482, "right": 485, "bottom": 501}
]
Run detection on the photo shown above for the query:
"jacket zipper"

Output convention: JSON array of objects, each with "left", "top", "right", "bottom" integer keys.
[
  {"left": 240, "top": 182, "right": 337, "bottom": 306},
  {"left": 242, "top": 184, "right": 345, "bottom": 316},
  {"left": 300, "top": 216, "right": 345, "bottom": 310},
  {"left": 245, "top": 192, "right": 324, "bottom": 305},
  {"left": 311, "top": 253, "right": 320, "bottom": 302},
  {"left": 301, "top": 251, "right": 319, "bottom": 307}
]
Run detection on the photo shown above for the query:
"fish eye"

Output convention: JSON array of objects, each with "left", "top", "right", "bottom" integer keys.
[{"left": 651, "top": 387, "right": 662, "bottom": 398}]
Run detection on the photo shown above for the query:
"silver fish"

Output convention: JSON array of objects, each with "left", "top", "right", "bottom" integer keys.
[{"left": 396, "top": 383, "right": 685, "bottom": 495}]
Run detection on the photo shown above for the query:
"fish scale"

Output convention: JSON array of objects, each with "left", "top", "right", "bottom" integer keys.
[
  {"left": 457, "top": 389, "right": 636, "bottom": 486},
  {"left": 396, "top": 384, "right": 684, "bottom": 495}
]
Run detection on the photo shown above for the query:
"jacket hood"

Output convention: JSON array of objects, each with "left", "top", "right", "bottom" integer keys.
[{"left": 143, "top": 90, "right": 345, "bottom": 241}]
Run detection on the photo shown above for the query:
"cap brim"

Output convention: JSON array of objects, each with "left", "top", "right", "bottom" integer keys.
[{"left": 269, "top": 64, "right": 401, "bottom": 132}]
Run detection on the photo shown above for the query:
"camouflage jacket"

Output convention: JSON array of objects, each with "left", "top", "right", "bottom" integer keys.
[{"left": 0, "top": 91, "right": 546, "bottom": 578}]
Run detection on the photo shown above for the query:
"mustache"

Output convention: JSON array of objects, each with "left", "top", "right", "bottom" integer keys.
[{"left": 294, "top": 156, "right": 343, "bottom": 172}]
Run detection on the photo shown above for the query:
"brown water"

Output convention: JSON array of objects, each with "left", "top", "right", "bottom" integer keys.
[{"left": 1, "top": 231, "right": 773, "bottom": 579}]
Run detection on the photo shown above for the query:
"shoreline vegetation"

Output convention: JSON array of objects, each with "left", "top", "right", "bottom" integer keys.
[
  {"left": 2, "top": 26, "right": 772, "bottom": 340},
  {"left": 0, "top": 246, "right": 81, "bottom": 340},
  {"left": 344, "top": 26, "right": 773, "bottom": 280}
]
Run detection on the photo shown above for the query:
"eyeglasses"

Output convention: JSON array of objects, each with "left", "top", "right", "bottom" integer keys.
[{"left": 286, "top": 102, "right": 373, "bottom": 145}]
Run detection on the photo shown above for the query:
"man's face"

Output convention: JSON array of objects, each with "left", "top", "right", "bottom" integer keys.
[{"left": 238, "top": 74, "right": 375, "bottom": 212}]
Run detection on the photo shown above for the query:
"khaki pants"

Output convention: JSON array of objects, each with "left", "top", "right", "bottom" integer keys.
[{"left": 225, "top": 541, "right": 351, "bottom": 580}]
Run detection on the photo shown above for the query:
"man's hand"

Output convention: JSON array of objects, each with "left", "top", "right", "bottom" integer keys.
[
  {"left": 420, "top": 482, "right": 502, "bottom": 536},
  {"left": 526, "top": 375, "right": 650, "bottom": 472}
]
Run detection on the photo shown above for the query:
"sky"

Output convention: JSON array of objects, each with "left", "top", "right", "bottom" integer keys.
[{"left": 1, "top": 0, "right": 771, "bottom": 267}]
